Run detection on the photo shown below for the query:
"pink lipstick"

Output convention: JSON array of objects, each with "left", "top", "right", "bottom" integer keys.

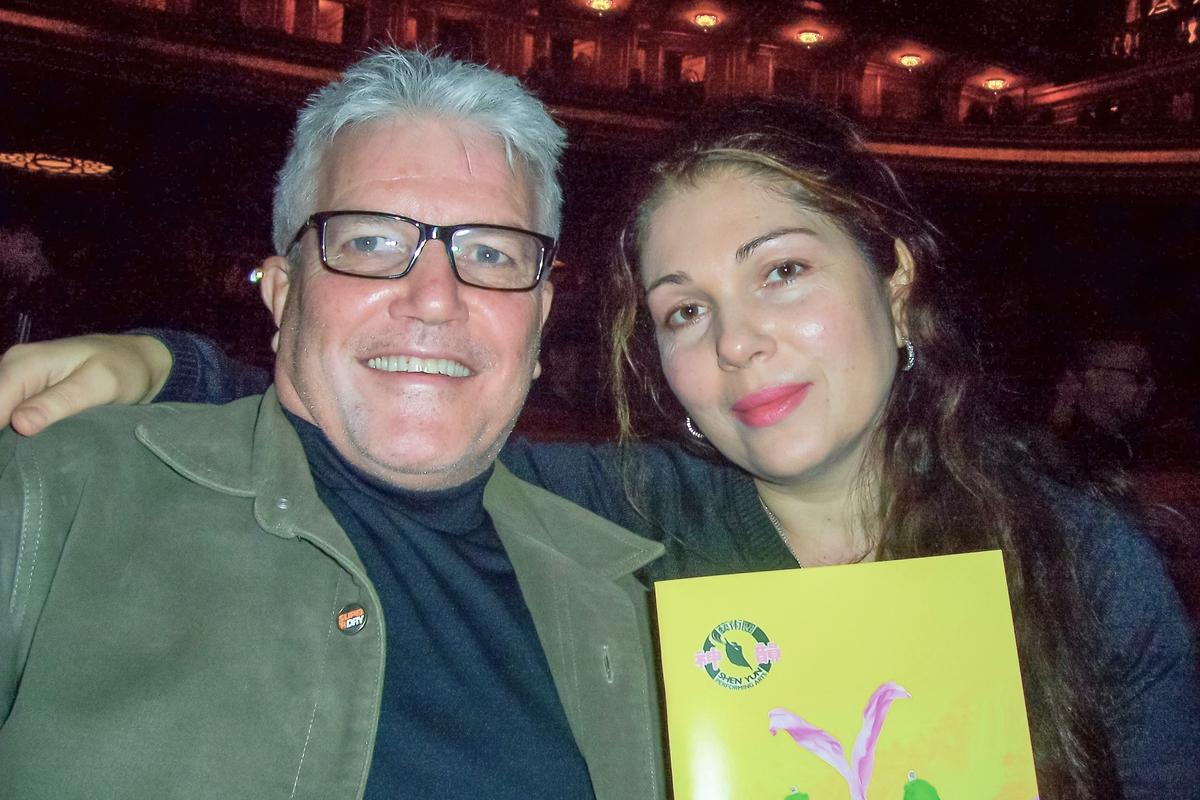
[{"left": 731, "top": 383, "right": 811, "bottom": 428}]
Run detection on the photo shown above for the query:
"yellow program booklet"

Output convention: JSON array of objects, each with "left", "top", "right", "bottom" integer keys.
[{"left": 654, "top": 551, "right": 1039, "bottom": 800}]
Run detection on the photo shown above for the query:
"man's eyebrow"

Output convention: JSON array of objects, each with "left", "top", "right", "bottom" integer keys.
[
  {"left": 644, "top": 271, "right": 689, "bottom": 294},
  {"left": 735, "top": 227, "right": 818, "bottom": 263}
]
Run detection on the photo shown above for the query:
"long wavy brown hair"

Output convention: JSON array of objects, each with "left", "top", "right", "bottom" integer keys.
[{"left": 608, "top": 98, "right": 1117, "bottom": 798}]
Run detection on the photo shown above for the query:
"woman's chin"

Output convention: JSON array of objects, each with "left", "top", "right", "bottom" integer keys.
[
  {"left": 732, "top": 445, "right": 829, "bottom": 485},
  {"left": 736, "top": 435, "right": 871, "bottom": 489}
]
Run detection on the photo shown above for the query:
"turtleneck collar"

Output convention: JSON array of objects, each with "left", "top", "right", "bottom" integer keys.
[{"left": 283, "top": 409, "right": 492, "bottom": 537}]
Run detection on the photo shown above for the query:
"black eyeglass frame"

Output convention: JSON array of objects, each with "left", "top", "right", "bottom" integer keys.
[
  {"left": 288, "top": 210, "right": 557, "bottom": 292},
  {"left": 1083, "top": 364, "right": 1156, "bottom": 387}
]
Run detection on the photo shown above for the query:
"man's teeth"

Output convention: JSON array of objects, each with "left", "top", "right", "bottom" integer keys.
[{"left": 366, "top": 356, "right": 471, "bottom": 377}]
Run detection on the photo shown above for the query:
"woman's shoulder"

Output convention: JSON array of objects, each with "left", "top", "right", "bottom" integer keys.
[
  {"left": 1034, "top": 477, "right": 1150, "bottom": 556},
  {"left": 1039, "top": 476, "right": 1194, "bottom": 654},
  {"left": 500, "top": 436, "right": 732, "bottom": 495},
  {"left": 1036, "top": 481, "right": 1200, "bottom": 794},
  {"left": 498, "top": 437, "right": 748, "bottom": 542},
  {"left": 1051, "top": 481, "right": 1173, "bottom": 580}
]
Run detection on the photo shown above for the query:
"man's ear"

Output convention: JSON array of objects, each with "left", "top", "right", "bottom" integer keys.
[
  {"left": 532, "top": 279, "right": 554, "bottom": 380},
  {"left": 888, "top": 239, "right": 916, "bottom": 347},
  {"left": 259, "top": 256, "right": 291, "bottom": 353}
]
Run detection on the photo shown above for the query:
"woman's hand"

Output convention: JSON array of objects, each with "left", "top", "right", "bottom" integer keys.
[{"left": 0, "top": 334, "right": 173, "bottom": 435}]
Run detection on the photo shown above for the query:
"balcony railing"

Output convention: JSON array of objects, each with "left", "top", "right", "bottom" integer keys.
[{"left": 3, "top": 0, "right": 1197, "bottom": 146}]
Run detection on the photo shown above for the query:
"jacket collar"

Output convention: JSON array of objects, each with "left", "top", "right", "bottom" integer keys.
[
  {"left": 136, "top": 388, "right": 368, "bottom": 577},
  {"left": 485, "top": 461, "right": 663, "bottom": 581},
  {"left": 135, "top": 388, "right": 663, "bottom": 581}
]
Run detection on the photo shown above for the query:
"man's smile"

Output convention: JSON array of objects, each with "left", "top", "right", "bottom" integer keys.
[{"left": 365, "top": 355, "right": 473, "bottom": 377}]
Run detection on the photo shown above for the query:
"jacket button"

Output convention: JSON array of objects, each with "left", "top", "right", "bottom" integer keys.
[{"left": 337, "top": 604, "right": 367, "bottom": 635}]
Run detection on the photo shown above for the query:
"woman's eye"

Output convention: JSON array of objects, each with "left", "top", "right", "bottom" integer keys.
[
  {"left": 666, "top": 303, "right": 706, "bottom": 328},
  {"left": 765, "top": 261, "right": 806, "bottom": 284}
]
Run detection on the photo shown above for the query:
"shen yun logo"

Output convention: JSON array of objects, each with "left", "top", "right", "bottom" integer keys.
[{"left": 695, "top": 619, "right": 780, "bottom": 690}]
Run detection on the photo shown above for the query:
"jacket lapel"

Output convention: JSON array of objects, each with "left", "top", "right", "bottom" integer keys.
[{"left": 485, "top": 463, "right": 667, "bottom": 800}]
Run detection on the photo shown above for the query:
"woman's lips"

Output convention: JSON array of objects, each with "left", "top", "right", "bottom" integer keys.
[{"left": 731, "top": 383, "right": 812, "bottom": 428}]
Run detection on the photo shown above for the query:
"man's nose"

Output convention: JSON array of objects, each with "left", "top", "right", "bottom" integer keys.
[{"left": 387, "top": 238, "right": 468, "bottom": 324}]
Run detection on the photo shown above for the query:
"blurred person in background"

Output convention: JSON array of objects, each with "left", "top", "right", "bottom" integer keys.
[
  {"left": 1051, "top": 333, "right": 1200, "bottom": 628},
  {"left": 1051, "top": 335, "right": 1156, "bottom": 490},
  {"left": 0, "top": 225, "right": 52, "bottom": 350}
]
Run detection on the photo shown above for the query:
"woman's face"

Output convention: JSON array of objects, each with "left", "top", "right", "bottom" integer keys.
[{"left": 640, "top": 170, "right": 910, "bottom": 487}]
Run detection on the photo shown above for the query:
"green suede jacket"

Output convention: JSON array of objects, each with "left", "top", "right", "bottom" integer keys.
[{"left": 0, "top": 389, "right": 666, "bottom": 799}]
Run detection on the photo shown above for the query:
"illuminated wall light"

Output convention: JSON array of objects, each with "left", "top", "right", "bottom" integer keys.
[
  {"left": 796, "top": 30, "right": 822, "bottom": 46},
  {"left": 0, "top": 152, "right": 114, "bottom": 177},
  {"left": 587, "top": 0, "right": 613, "bottom": 12},
  {"left": 898, "top": 53, "right": 923, "bottom": 69},
  {"left": 983, "top": 77, "right": 1008, "bottom": 92},
  {"left": 694, "top": 13, "right": 720, "bottom": 30}
]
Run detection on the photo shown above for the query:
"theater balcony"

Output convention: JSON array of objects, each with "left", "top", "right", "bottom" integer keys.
[{"left": 3, "top": 0, "right": 1198, "bottom": 193}]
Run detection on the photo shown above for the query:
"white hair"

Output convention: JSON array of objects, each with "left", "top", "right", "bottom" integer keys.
[{"left": 272, "top": 48, "right": 566, "bottom": 255}]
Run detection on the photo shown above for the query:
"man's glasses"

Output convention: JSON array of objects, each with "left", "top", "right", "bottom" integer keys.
[
  {"left": 1085, "top": 364, "right": 1155, "bottom": 388},
  {"left": 288, "top": 211, "right": 556, "bottom": 291}
]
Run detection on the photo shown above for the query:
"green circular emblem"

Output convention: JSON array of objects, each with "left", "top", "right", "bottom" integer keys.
[{"left": 695, "top": 619, "right": 779, "bottom": 690}]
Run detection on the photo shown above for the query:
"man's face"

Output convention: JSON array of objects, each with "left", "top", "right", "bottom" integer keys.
[
  {"left": 261, "top": 117, "right": 553, "bottom": 489},
  {"left": 1078, "top": 342, "right": 1154, "bottom": 433}
]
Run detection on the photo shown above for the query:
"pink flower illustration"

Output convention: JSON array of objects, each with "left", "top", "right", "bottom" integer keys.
[{"left": 768, "top": 682, "right": 911, "bottom": 800}]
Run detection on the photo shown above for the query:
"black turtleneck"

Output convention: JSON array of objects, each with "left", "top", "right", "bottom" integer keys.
[{"left": 285, "top": 411, "right": 595, "bottom": 800}]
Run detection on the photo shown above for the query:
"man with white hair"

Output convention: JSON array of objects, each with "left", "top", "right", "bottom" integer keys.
[{"left": 0, "top": 49, "right": 665, "bottom": 800}]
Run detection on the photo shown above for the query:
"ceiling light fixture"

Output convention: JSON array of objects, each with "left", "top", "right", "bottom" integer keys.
[{"left": 0, "top": 152, "right": 114, "bottom": 177}]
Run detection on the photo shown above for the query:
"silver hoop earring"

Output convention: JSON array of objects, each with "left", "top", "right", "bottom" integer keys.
[
  {"left": 901, "top": 337, "right": 915, "bottom": 372},
  {"left": 685, "top": 416, "right": 705, "bottom": 440}
]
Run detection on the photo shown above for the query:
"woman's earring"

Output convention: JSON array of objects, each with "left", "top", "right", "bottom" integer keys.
[
  {"left": 685, "top": 416, "right": 705, "bottom": 440},
  {"left": 901, "top": 337, "right": 915, "bottom": 372}
]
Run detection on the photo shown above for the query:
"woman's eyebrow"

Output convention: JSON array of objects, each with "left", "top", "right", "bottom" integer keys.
[
  {"left": 644, "top": 271, "right": 689, "bottom": 294},
  {"left": 735, "top": 226, "right": 818, "bottom": 263}
]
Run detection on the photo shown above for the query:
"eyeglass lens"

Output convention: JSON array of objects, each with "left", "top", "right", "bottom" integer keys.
[
  {"left": 1086, "top": 364, "right": 1154, "bottom": 387},
  {"left": 322, "top": 213, "right": 543, "bottom": 289}
]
